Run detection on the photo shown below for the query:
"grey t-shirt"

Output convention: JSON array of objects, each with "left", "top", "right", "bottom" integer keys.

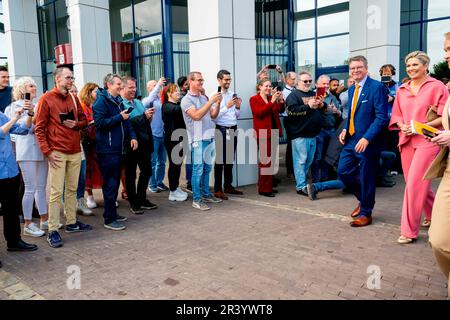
[{"left": 181, "top": 92, "right": 215, "bottom": 144}]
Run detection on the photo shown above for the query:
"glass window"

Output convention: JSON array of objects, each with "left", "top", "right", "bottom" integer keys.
[
  {"left": 318, "top": 11, "right": 349, "bottom": 36},
  {"left": 295, "top": 17, "right": 315, "bottom": 40},
  {"left": 109, "top": 0, "right": 133, "bottom": 41},
  {"left": 38, "top": 6, "right": 58, "bottom": 60},
  {"left": 401, "top": 0, "right": 422, "bottom": 24},
  {"left": 295, "top": 40, "right": 315, "bottom": 74},
  {"left": 172, "top": 0, "right": 188, "bottom": 33},
  {"left": 136, "top": 34, "right": 163, "bottom": 57},
  {"left": 134, "top": 0, "right": 162, "bottom": 38},
  {"left": 173, "top": 53, "right": 189, "bottom": 80},
  {"left": 424, "top": 0, "right": 450, "bottom": 20},
  {"left": 317, "top": 0, "right": 348, "bottom": 8},
  {"left": 295, "top": 0, "right": 315, "bottom": 12},
  {"left": 136, "top": 55, "right": 164, "bottom": 95},
  {"left": 173, "top": 33, "right": 189, "bottom": 52},
  {"left": 317, "top": 34, "right": 349, "bottom": 67},
  {"left": 423, "top": 19, "right": 450, "bottom": 67}
]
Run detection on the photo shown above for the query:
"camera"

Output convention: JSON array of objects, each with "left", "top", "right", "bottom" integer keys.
[{"left": 381, "top": 76, "right": 392, "bottom": 84}]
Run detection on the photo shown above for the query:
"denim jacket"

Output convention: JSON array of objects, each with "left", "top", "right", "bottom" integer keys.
[{"left": 0, "top": 112, "right": 30, "bottom": 179}]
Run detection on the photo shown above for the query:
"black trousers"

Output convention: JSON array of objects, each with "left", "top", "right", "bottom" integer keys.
[
  {"left": 0, "top": 175, "right": 21, "bottom": 246},
  {"left": 125, "top": 148, "right": 152, "bottom": 207},
  {"left": 214, "top": 125, "right": 238, "bottom": 192},
  {"left": 165, "top": 140, "right": 183, "bottom": 192},
  {"left": 283, "top": 118, "right": 294, "bottom": 176}
]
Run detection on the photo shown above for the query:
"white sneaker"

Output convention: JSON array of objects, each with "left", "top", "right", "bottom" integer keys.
[
  {"left": 169, "top": 191, "right": 188, "bottom": 202},
  {"left": 77, "top": 198, "right": 93, "bottom": 216},
  {"left": 86, "top": 196, "right": 97, "bottom": 209},
  {"left": 176, "top": 187, "right": 188, "bottom": 198},
  {"left": 40, "top": 221, "right": 63, "bottom": 230},
  {"left": 23, "top": 223, "right": 45, "bottom": 238}
]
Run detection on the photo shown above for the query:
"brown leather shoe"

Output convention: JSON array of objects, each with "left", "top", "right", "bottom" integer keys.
[
  {"left": 224, "top": 187, "right": 243, "bottom": 195},
  {"left": 214, "top": 191, "right": 229, "bottom": 200},
  {"left": 351, "top": 204, "right": 361, "bottom": 218},
  {"left": 350, "top": 216, "right": 372, "bottom": 227}
]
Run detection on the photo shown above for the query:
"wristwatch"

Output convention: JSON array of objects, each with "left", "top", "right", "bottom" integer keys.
[{"left": 27, "top": 111, "right": 34, "bottom": 117}]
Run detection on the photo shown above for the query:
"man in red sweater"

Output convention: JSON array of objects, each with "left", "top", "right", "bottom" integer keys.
[{"left": 35, "top": 67, "right": 92, "bottom": 248}]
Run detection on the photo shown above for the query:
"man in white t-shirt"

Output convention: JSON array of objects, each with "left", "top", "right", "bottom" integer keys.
[{"left": 181, "top": 71, "right": 223, "bottom": 211}]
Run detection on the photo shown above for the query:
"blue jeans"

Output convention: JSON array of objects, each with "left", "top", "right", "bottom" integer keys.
[
  {"left": 292, "top": 137, "right": 316, "bottom": 191},
  {"left": 149, "top": 136, "right": 167, "bottom": 188},
  {"left": 191, "top": 139, "right": 215, "bottom": 202},
  {"left": 312, "top": 128, "right": 334, "bottom": 182},
  {"left": 77, "top": 159, "right": 86, "bottom": 199},
  {"left": 313, "top": 179, "right": 344, "bottom": 192}
]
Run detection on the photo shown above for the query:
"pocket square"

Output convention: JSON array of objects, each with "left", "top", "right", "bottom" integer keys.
[{"left": 361, "top": 100, "right": 368, "bottom": 103}]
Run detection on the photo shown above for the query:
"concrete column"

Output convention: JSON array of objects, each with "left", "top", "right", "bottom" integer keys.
[
  {"left": 349, "top": 0, "right": 401, "bottom": 81},
  {"left": 4, "top": 0, "right": 43, "bottom": 94},
  {"left": 67, "top": 0, "right": 113, "bottom": 90},
  {"left": 187, "top": 0, "right": 258, "bottom": 187}
]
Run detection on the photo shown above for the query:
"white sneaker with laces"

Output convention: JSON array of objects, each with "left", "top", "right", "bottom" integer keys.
[
  {"left": 77, "top": 198, "right": 93, "bottom": 216},
  {"left": 169, "top": 191, "right": 188, "bottom": 202},
  {"left": 176, "top": 187, "right": 188, "bottom": 197},
  {"left": 86, "top": 195, "right": 97, "bottom": 209},
  {"left": 23, "top": 222, "right": 45, "bottom": 237},
  {"left": 40, "top": 220, "right": 63, "bottom": 230}
]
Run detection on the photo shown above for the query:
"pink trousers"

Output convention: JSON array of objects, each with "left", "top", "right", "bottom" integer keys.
[{"left": 400, "top": 142, "right": 440, "bottom": 238}]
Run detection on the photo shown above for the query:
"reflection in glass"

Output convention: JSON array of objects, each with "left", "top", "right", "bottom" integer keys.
[
  {"left": 295, "top": 40, "right": 315, "bottom": 78},
  {"left": 423, "top": 20, "right": 450, "bottom": 67},
  {"left": 317, "top": 11, "right": 349, "bottom": 36},
  {"left": 424, "top": 0, "right": 450, "bottom": 20},
  {"left": 317, "top": 0, "right": 348, "bottom": 8},
  {"left": 173, "top": 33, "right": 189, "bottom": 53},
  {"left": 295, "top": 17, "right": 315, "bottom": 40},
  {"left": 174, "top": 53, "right": 190, "bottom": 81},
  {"left": 295, "top": 0, "right": 315, "bottom": 12},
  {"left": 109, "top": 0, "right": 133, "bottom": 41},
  {"left": 137, "top": 35, "right": 163, "bottom": 57},
  {"left": 134, "top": 0, "right": 162, "bottom": 38},
  {"left": 317, "top": 35, "right": 349, "bottom": 68},
  {"left": 172, "top": 0, "right": 188, "bottom": 33},
  {"left": 400, "top": 0, "right": 422, "bottom": 24},
  {"left": 399, "top": 23, "right": 421, "bottom": 79},
  {"left": 137, "top": 56, "right": 164, "bottom": 95}
]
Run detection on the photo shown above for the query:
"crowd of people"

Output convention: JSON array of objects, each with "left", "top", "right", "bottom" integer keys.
[{"left": 0, "top": 31, "right": 450, "bottom": 297}]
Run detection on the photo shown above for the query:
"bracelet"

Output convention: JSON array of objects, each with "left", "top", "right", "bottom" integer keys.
[{"left": 27, "top": 112, "right": 34, "bottom": 117}]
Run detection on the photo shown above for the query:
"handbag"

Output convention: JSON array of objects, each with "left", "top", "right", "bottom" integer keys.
[{"left": 426, "top": 105, "right": 439, "bottom": 122}]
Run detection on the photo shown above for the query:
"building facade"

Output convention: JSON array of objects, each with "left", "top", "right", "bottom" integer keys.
[{"left": 1, "top": 0, "right": 450, "bottom": 185}]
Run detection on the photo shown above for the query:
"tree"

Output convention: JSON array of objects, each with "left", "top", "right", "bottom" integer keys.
[{"left": 431, "top": 60, "right": 450, "bottom": 81}]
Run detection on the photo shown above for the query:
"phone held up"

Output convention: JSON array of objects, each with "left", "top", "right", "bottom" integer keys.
[
  {"left": 316, "top": 86, "right": 326, "bottom": 98},
  {"left": 267, "top": 64, "right": 277, "bottom": 69},
  {"left": 24, "top": 92, "right": 31, "bottom": 101},
  {"left": 125, "top": 107, "right": 134, "bottom": 114}
]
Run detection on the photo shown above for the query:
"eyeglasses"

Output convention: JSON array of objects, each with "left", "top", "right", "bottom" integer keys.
[
  {"left": 301, "top": 80, "right": 313, "bottom": 83},
  {"left": 64, "top": 76, "right": 75, "bottom": 81}
]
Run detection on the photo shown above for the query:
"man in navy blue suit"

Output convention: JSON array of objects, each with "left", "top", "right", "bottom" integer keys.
[{"left": 338, "top": 56, "right": 389, "bottom": 227}]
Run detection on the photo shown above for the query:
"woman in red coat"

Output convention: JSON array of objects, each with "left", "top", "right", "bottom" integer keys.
[{"left": 250, "top": 78, "right": 284, "bottom": 197}]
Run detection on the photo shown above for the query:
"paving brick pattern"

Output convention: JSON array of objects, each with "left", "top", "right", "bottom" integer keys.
[{"left": 0, "top": 171, "right": 447, "bottom": 300}]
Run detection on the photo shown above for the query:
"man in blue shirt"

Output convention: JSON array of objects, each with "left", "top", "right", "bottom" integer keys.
[{"left": 0, "top": 66, "right": 12, "bottom": 113}]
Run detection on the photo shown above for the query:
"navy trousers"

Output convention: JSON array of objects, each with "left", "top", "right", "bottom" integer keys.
[
  {"left": 98, "top": 153, "right": 123, "bottom": 225},
  {"left": 337, "top": 137, "right": 379, "bottom": 217}
]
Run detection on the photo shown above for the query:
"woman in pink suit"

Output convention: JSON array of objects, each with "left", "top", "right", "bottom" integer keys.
[{"left": 389, "top": 51, "right": 449, "bottom": 244}]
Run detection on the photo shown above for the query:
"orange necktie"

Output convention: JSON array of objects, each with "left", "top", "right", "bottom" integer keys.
[{"left": 349, "top": 84, "right": 360, "bottom": 136}]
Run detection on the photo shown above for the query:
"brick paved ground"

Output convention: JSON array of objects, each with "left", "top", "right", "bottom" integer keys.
[{"left": 0, "top": 149, "right": 448, "bottom": 300}]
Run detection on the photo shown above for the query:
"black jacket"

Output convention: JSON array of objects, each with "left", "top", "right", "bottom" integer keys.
[{"left": 129, "top": 114, "right": 154, "bottom": 154}]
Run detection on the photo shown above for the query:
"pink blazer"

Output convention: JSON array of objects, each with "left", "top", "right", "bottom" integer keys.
[{"left": 389, "top": 77, "right": 449, "bottom": 150}]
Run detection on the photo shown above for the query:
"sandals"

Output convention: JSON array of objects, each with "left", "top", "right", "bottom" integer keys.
[
  {"left": 421, "top": 219, "right": 431, "bottom": 228},
  {"left": 397, "top": 236, "right": 416, "bottom": 244}
]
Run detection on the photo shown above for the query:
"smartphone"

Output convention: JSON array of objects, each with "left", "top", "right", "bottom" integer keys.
[
  {"left": 339, "top": 80, "right": 344, "bottom": 87},
  {"left": 267, "top": 64, "right": 277, "bottom": 69},
  {"left": 24, "top": 92, "right": 31, "bottom": 100},
  {"left": 232, "top": 93, "right": 238, "bottom": 99},
  {"left": 217, "top": 86, "right": 222, "bottom": 93},
  {"left": 316, "top": 86, "right": 326, "bottom": 98},
  {"left": 165, "top": 77, "right": 171, "bottom": 84},
  {"left": 422, "top": 128, "right": 437, "bottom": 138},
  {"left": 125, "top": 107, "right": 134, "bottom": 114}
]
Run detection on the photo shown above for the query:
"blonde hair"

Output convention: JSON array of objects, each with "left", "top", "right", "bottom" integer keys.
[
  {"left": 12, "top": 76, "right": 36, "bottom": 101},
  {"left": 404, "top": 51, "right": 430, "bottom": 67},
  {"left": 78, "top": 83, "right": 99, "bottom": 106}
]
